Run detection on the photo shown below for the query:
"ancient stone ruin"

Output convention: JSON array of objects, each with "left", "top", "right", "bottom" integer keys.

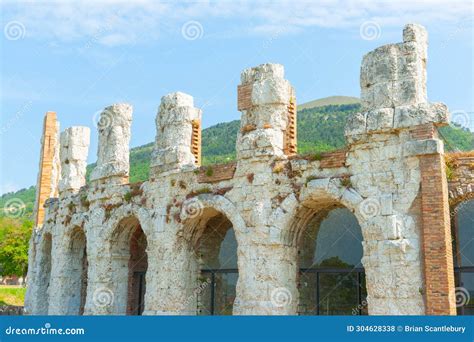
[{"left": 25, "top": 24, "right": 473, "bottom": 316}]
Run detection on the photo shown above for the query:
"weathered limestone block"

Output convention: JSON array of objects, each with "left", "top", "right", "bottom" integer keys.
[
  {"left": 237, "top": 63, "right": 295, "bottom": 159},
  {"left": 150, "top": 92, "right": 201, "bottom": 175},
  {"left": 236, "top": 243, "right": 298, "bottom": 315},
  {"left": 403, "top": 139, "right": 444, "bottom": 157},
  {"left": 366, "top": 108, "right": 394, "bottom": 132},
  {"left": 59, "top": 127, "right": 90, "bottom": 193},
  {"left": 361, "top": 23, "right": 427, "bottom": 111},
  {"left": 344, "top": 112, "right": 367, "bottom": 140},
  {"left": 394, "top": 102, "right": 449, "bottom": 128},
  {"left": 90, "top": 104, "right": 132, "bottom": 184}
]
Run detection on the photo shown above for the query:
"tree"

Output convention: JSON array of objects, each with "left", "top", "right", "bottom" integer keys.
[{"left": 0, "top": 218, "right": 32, "bottom": 279}]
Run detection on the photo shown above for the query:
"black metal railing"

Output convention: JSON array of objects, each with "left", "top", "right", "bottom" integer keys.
[
  {"left": 298, "top": 267, "right": 366, "bottom": 315},
  {"left": 200, "top": 267, "right": 366, "bottom": 315},
  {"left": 200, "top": 269, "right": 238, "bottom": 315},
  {"left": 133, "top": 271, "right": 146, "bottom": 316},
  {"left": 454, "top": 266, "right": 474, "bottom": 315}
]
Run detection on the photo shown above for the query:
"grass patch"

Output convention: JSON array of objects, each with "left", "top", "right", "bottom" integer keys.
[{"left": 0, "top": 286, "right": 26, "bottom": 306}]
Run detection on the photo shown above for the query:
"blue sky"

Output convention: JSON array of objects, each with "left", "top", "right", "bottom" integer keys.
[{"left": 0, "top": 0, "right": 473, "bottom": 194}]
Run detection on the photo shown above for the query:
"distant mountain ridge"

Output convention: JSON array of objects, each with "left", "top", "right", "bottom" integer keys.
[
  {"left": 298, "top": 96, "right": 360, "bottom": 110},
  {"left": 1, "top": 98, "right": 473, "bottom": 220}
]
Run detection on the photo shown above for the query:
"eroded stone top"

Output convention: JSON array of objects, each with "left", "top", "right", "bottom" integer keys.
[
  {"left": 241, "top": 63, "right": 285, "bottom": 84},
  {"left": 59, "top": 126, "right": 90, "bottom": 193},
  {"left": 90, "top": 103, "right": 133, "bottom": 183},
  {"left": 160, "top": 92, "right": 194, "bottom": 110},
  {"left": 360, "top": 24, "right": 428, "bottom": 111}
]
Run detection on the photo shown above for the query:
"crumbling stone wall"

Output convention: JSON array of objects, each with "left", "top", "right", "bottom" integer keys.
[{"left": 25, "top": 24, "right": 461, "bottom": 316}]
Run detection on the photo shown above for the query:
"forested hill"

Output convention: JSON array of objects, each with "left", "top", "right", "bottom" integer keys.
[{"left": 2, "top": 103, "right": 473, "bottom": 220}]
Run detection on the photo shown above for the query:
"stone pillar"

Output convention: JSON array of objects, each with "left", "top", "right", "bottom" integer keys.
[
  {"left": 235, "top": 243, "right": 298, "bottom": 315},
  {"left": 48, "top": 230, "right": 69, "bottom": 315},
  {"left": 150, "top": 92, "right": 202, "bottom": 176},
  {"left": 345, "top": 24, "right": 453, "bottom": 315},
  {"left": 236, "top": 63, "right": 296, "bottom": 160},
  {"left": 83, "top": 235, "right": 115, "bottom": 315},
  {"left": 143, "top": 235, "right": 197, "bottom": 315},
  {"left": 90, "top": 104, "right": 132, "bottom": 185},
  {"left": 58, "top": 126, "right": 90, "bottom": 194},
  {"left": 360, "top": 23, "right": 427, "bottom": 112},
  {"left": 34, "top": 111, "right": 60, "bottom": 227}
]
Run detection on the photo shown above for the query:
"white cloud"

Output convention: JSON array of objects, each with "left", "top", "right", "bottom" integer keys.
[{"left": 1, "top": 0, "right": 472, "bottom": 45}]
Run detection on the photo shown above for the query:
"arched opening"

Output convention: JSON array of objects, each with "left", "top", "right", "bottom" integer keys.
[
  {"left": 36, "top": 232, "right": 52, "bottom": 314},
  {"left": 187, "top": 208, "right": 238, "bottom": 315},
  {"left": 452, "top": 199, "right": 474, "bottom": 315},
  {"left": 295, "top": 203, "right": 367, "bottom": 315},
  {"left": 67, "top": 227, "right": 88, "bottom": 315},
  {"left": 110, "top": 216, "right": 148, "bottom": 315}
]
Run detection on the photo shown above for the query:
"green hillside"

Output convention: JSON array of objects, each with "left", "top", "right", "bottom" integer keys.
[{"left": 1, "top": 103, "right": 473, "bottom": 221}]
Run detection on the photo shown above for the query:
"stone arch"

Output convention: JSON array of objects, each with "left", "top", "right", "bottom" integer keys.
[
  {"left": 450, "top": 191, "right": 474, "bottom": 211},
  {"left": 36, "top": 231, "right": 52, "bottom": 314},
  {"left": 109, "top": 214, "right": 149, "bottom": 315},
  {"left": 63, "top": 225, "right": 88, "bottom": 315},
  {"left": 273, "top": 178, "right": 366, "bottom": 315},
  {"left": 101, "top": 203, "right": 154, "bottom": 243},
  {"left": 281, "top": 178, "right": 363, "bottom": 247},
  {"left": 180, "top": 194, "right": 246, "bottom": 315},
  {"left": 180, "top": 194, "right": 247, "bottom": 242}
]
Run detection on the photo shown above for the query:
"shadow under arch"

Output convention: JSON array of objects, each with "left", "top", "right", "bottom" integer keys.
[
  {"left": 109, "top": 215, "right": 148, "bottom": 315},
  {"left": 180, "top": 194, "right": 246, "bottom": 315}
]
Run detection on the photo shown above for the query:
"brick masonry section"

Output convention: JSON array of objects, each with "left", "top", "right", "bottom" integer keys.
[
  {"left": 237, "top": 84, "right": 252, "bottom": 111},
  {"left": 35, "top": 112, "right": 59, "bottom": 227},
  {"left": 319, "top": 150, "right": 347, "bottom": 169},
  {"left": 419, "top": 153, "right": 456, "bottom": 315},
  {"left": 197, "top": 162, "right": 237, "bottom": 183},
  {"left": 409, "top": 123, "right": 437, "bottom": 140},
  {"left": 191, "top": 119, "right": 201, "bottom": 166}
]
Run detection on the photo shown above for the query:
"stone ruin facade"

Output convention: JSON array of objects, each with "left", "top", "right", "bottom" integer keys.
[{"left": 24, "top": 24, "right": 472, "bottom": 316}]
